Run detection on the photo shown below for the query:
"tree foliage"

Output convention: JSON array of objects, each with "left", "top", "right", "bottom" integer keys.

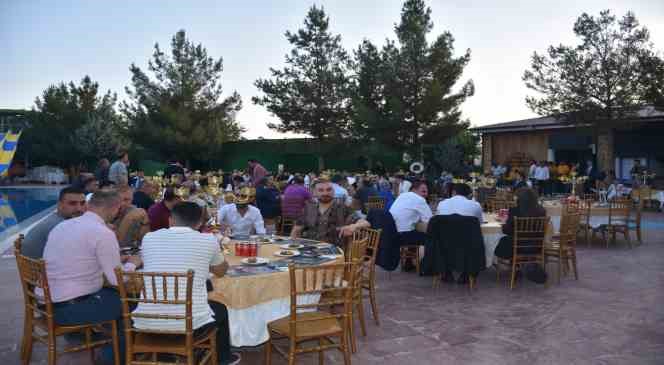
[
  {"left": 20, "top": 76, "right": 123, "bottom": 167},
  {"left": 352, "top": 0, "right": 474, "bottom": 153},
  {"left": 122, "top": 30, "right": 243, "bottom": 165},
  {"left": 253, "top": 6, "right": 353, "bottom": 141},
  {"left": 430, "top": 130, "right": 479, "bottom": 176},
  {"left": 523, "top": 10, "right": 664, "bottom": 125}
]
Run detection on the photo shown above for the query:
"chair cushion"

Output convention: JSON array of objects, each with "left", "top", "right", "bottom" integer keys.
[
  {"left": 132, "top": 327, "right": 215, "bottom": 356},
  {"left": 268, "top": 311, "right": 342, "bottom": 339}
]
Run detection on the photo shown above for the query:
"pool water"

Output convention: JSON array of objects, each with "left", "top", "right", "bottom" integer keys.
[{"left": 0, "top": 187, "right": 60, "bottom": 234}]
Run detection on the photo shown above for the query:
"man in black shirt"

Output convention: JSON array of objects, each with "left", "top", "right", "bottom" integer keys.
[
  {"left": 163, "top": 160, "right": 185, "bottom": 179},
  {"left": 133, "top": 182, "right": 156, "bottom": 210}
]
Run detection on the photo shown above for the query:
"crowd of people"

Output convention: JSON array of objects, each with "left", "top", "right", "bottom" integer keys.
[{"left": 18, "top": 153, "right": 655, "bottom": 364}]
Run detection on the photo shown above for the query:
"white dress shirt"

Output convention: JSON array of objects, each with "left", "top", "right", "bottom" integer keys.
[
  {"left": 217, "top": 204, "right": 266, "bottom": 236},
  {"left": 133, "top": 227, "right": 223, "bottom": 331},
  {"left": 528, "top": 164, "right": 537, "bottom": 179},
  {"left": 332, "top": 183, "right": 352, "bottom": 205},
  {"left": 436, "top": 195, "right": 484, "bottom": 222},
  {"left": 398, "top": 180, "right": 412, "bottom": 195},
  {"left": 535, "top": 166, "right": 550, "bottom": 181},
  {"left": 389, "top": 192, "right": 433, "bottom": 232}
]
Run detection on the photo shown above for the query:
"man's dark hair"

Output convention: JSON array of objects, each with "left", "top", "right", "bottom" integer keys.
[
  {"left": 331, "top": 174, "right": 344, "bottom": 184},
  {"left": 88, "top": 189, "right": 120, "bottom": 208},
  {"left": 452, "top": 183, "right": 472, "bottom": 198},
  {"left": 163, "top": 188, "right": 179, "bottom": 202},
  {"left": 171, "top": 202, "right": 203, "bottom": 227},
  {"left": 248, "top": 158, "right": 257, "bottom": 163},
  {"left": 410, "top": 180, "right": 428, "bottom": 192},
  {"left": 59, "top": 186, "right": 85, "bottom": 201},
  {"left": 117, "top": 150, "right": 128, "bottom": 160},
  {"left": 292, "top": 176, "right": 304, "bottom": 185}
]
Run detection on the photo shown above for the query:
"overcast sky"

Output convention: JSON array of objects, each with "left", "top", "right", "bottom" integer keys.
[{"left": 2, "top": 0, "right": 663, "bottom": 138}]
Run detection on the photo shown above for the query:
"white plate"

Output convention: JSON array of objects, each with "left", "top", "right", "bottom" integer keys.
[
  {"left": 274, "top": 249, "right": 301, "bottom": 257},
  {"left": 241, "top": 257, "right": 270, "bottom": 265},
  {"left": 280, "top": 243, "right": 304, "bottom": 249}
]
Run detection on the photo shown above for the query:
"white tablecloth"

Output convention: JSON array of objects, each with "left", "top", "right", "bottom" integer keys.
[{"left": 227, "top": 293, "right": 319, "bottom": 347}]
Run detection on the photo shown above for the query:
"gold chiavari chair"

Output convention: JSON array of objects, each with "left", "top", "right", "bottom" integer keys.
[
  {"left": 496, "top": 216, "right": 550, "bottom": 289},
  {"left": 15, "top": 235, "right": 120, "bottom": 365},
  {"left": 544, "top": 212, "right": 581, "bottom": 283},
  {"left": 353, "top": 228, "right": 382, "bottom": 326},
  {"left": 265, "top": 262, "right": 361, "bottom": 365},
  {"left": 628, "top": 198, "right": 644, "bottom": 245},
  {"left": 592, "top": 198, "right": 631, "bottom": 248},
  {"left": 114, "top": 269, "right": 217, "bottom": 365}
]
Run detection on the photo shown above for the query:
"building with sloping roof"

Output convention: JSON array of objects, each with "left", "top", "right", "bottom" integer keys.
[{"left": 471, "top": 107, "right": 664, "bottom": 181}]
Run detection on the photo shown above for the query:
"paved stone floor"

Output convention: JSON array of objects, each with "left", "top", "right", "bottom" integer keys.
[{"left": 1, "top": 212, "right": 663, "bottom": 364}]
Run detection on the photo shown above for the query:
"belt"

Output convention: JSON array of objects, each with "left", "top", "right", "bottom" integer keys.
[{"left": 52, "top": 293, "right": 94, "bottom": 308}]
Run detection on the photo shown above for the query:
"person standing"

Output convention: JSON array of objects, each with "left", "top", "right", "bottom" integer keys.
[
  {"left": 248, "top": 159, "right": 268, "bottom": 187},
  {"left": 534, "top": 161, "right": 550, "bottom": 196},
  {"left": 94, "top": 158, "right": 110, "bottom": 187},
  {"left": 108, "top": 151, "right": 129, "bottom": 186}
]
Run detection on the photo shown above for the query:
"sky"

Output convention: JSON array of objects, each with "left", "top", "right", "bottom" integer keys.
[{"left": 2, "top": 0, "right": 664, "bottom": 139}]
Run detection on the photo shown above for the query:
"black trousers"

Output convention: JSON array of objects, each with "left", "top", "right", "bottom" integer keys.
[
  {"left": 204, "top": 280, "right": 232, "bottom": 362},
  {"left": 398, "top": 230, "right": 427, "bottom": 246}
]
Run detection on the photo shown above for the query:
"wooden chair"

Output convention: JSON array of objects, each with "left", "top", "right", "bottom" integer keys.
[
  {"left": 353, "top": 228, "right": 382, "bottom": 327},
  {"left": 544, "top": 212, "right": 581, "bottom": 283},
  {"left": 573, "top": 199, "right": 593, "bottom": 245},
  {"left": 364, "top": 197, "right": 385, "bottom": 213},
  {"left": 495, "top": 216, "right": 550, "bottom": 289},
  {"left": 592, "top": 198, "right": 631, "bottom": 248},
  {"left": 15, "top": 235, "right": 120, "bottom": 365},
  {"left": 486, "top": 198, "right": 514, "bottom": 214},
  {"left": 114, "top": 268, "right": 217, "bottom": 365},
  {"left": 265, "top": 261, "right": 361, "bottom": 365},
  {"left": 628, "top": 198, "right": 644, "bottom": 245},
  {"left": 399, "top": 245, "right": 420, "bottom": 274},
  {"left": 279, "top": 217, "right": 297, "bottom": 236}
]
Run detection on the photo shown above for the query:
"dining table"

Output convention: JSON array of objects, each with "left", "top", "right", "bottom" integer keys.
[{"left": 207, "top": 237, "right": 344, "bottom": 347}]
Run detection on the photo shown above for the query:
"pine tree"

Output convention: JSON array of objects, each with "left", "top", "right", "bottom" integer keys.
[{"left": 122, "top": 30, "right": 243, "bottom": 166}]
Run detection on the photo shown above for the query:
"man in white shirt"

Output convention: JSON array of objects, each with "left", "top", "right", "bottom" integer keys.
[
  {"left": 217, "top": 188, "right": 266, "bottom": 236},
  {"left": 331, "top": 174, "right": 352, "bottom": 206},
  {"left": 436, "top": 183, "right": 483, "bottom": 222},
  {"left": 534, "top": 161, "right": 550, "bottom": 196},
  {"left": 135, "top": 202, "right": 240, "bottom": 365},
  {"left": 389, "top": 181, "right": 432, "bottom": 245},
  {"left": 395, "top": 174, "right": 412, "bottom": 196}
]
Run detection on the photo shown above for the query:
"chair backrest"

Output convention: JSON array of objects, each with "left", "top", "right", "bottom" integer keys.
[
  {"left": 352, "top": 228, "right": 381, "bottom": 279},
  {"left": 609, "top": 198, "right": 631, "bottom": 225},
  {"left": 486, "top": 198, "right": 515, "bottom": 213},
  {"left": 287, "top": 261, "right": 361, "bottom": 337},
  {"left": 279, "top": 217, "right": 297, "bottom": 236},
  {"left": 512, "top": 216, "right": 550, "bottom": 256},
  {"left": 114, "top": 268, "right": 194, "bottom": 336},
  {"left": 558, "top": 212, "right": 581, "bottom": 249},
  {"left": 15, "top": 248, "right": 55, "bottom": 328}
]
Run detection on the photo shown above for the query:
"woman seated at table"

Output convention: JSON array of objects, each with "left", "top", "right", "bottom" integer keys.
[{"left": 494, "top": 187, "right": 546, "bottom": 259}]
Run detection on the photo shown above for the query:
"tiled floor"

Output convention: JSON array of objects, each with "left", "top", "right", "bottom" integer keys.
[{"left": 2, "top": 212, "right": 663, "bottom": 364}]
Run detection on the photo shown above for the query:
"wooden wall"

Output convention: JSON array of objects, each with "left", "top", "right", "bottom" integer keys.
[{"left": 490, "top": 131, "right": 549, "bottom": 164}]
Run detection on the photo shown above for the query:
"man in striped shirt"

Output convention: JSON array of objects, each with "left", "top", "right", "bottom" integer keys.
[{"left": 135, "top": 202, "right": 239, "bottom": 365}]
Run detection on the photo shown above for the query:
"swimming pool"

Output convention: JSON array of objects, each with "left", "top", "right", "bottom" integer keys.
[{"left": 0, "top": 187, "right": 60, "bottom": 236}]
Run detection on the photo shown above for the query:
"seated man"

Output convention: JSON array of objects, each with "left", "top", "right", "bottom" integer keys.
[
  {"left": 21, "top": 186, "right": 86, "bottom": 259},
  {"left": 135, "top": 202, "right": 240, "bottom": 365},
  {"left": 389, "top": 181, "right": 433, "bottom": 245},
  {"left": 132, "top": 181, "right": 156, "bottom": 210},
  {"left": 436, "top": 183, "right": 483, "bottom": 222},
  {"left": 43, "top": 189, "right": 142, "bottom": 364},
  {"left": 113, "top": 185, "right": 150, "bottom": 247},
  {"left": 291, "top": 178, "right": 370, "bottom": 246},
  {"left": 147, "top": 188, "right": 180, "bottom": 231},
  {"left": 217, "top": 187, "right": 266, "bottom": 236}
]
